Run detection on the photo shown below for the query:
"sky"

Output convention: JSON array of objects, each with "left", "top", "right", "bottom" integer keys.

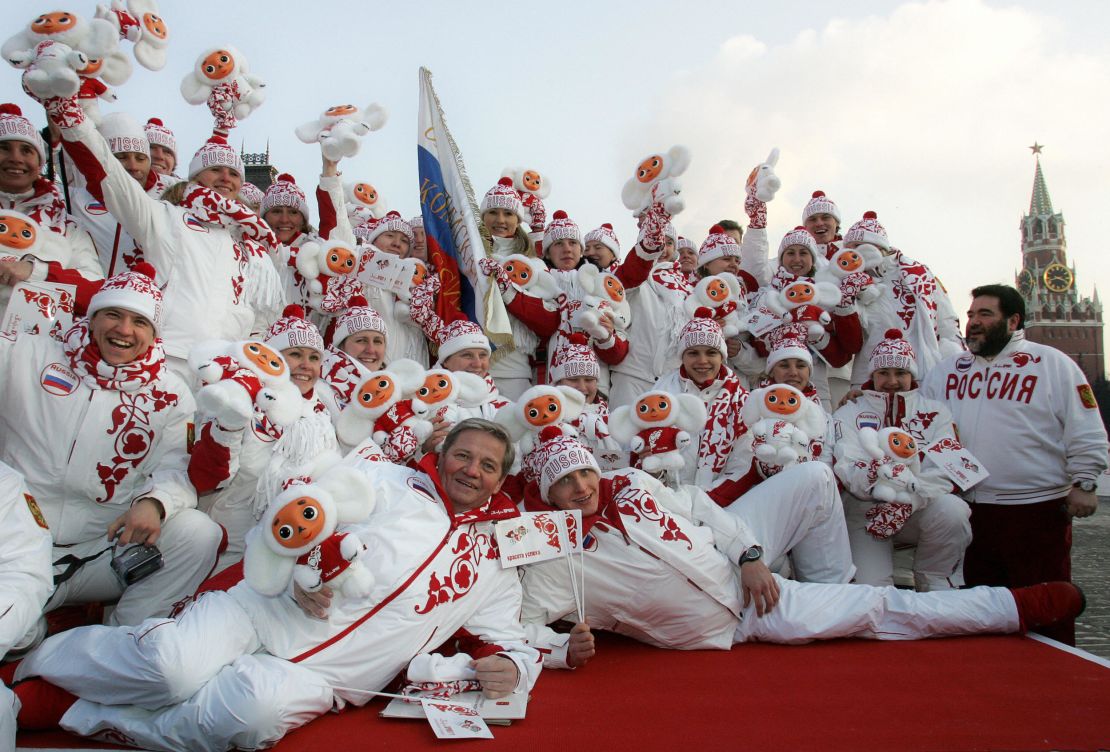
[{"left": 10, "top": 0, "right": 1110, "bottom": 356}]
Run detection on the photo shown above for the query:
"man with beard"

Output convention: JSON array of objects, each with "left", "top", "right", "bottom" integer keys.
[{"left": 921, "top": 284, "right": 1107, "bottom": 644}]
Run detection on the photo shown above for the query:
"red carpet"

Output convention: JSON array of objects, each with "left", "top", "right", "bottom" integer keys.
[{"left": 17, "top": 633, "right": 1110, "bottom": 751}]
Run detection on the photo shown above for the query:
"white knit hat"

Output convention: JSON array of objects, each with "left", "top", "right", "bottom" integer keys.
[
  {"left": 697, "top": 224, "right": 741, "bottom": 267},
  {"left": 584, "top": 223, "right": 620, "bottom": 258},
  {"left": 663, "top": 221, "right": 677, "bottom": 244},
  {"left": 542, "top": 210, "right": 581, "bottom": 252},
  {"left": 801, "top": 190, "right": 841, "bottom": 224},
  {"left": 98, "top": 113, "right": 149, "bottom": 157},
  {"left": 766, "top": 326, "right": 813, "bottom": 369},
  {"left": 549, "top": 333, "right": 600, "bottom": 382},
  {"left": 144, "top": 117, "right": 176, "bottom": 157},
  {"left": 869, "top": 328, "right": 917, "bottom": 377},
  {"left": 680, "top": 315, "right": 726, "bottom": 355},
  {"left": 261, "top": 173, "right": 308, "bottom": 219},
  {"left": 329, "top": 295, "right": 386, "bottom": 347},
  {"left": 364, "top": 210, "right": 414, "bottom": 246},
  {"left": 533, "top": 433, "right": 600, "bottom": 502},
  {"left": 676, "top": 235, "right": 697, "bottom": 252},
  {"left": 437, "top": 319, "right": 490, "bottom": 362},
  {"left": 188, "top": 135, "right": 244, "bottom": 179},
  {"left": 265, "top": 304, "right": 325, "bottom": 354},
  {"left": 777, "top": 226, "right": 823, "bottom": 269},
  {"left": 0, "top": 103, "right": 46, "bottom": 166},
  {"left": 409, "top": 214, "right": 424, "bottom": 229},
  {"left": 480, "top": 177, "right": 528, "bottom": 224},
  {"left": 237, "top": 181, "right": 264, "bottom": 208},
  {"left": 843, "top": 211, "right": 890, "bottom": 251},
  {"left": 87, "top": 262, "right": 164, "bottom": 332}
]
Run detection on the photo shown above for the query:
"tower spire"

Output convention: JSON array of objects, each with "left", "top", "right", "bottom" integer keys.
[{"left": 1028, "top": 143, "right": 1053, "bottom": 216}]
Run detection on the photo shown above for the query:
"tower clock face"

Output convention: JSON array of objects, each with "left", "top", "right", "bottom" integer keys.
[
  {"left": 1017, "top": 269, "right": 1035, "bottom": 298},
  {"left": 1043, "top": 263, "right": 1074, "bottom": 293}
]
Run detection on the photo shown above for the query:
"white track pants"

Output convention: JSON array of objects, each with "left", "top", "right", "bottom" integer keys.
[{"left": 736, "top": 577, "right": 1020, "bottom": 644}]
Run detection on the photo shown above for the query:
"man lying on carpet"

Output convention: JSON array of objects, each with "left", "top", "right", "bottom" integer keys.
[
  {"left": 8, "top": 420, "right": 542, "bottom": 752},
  {"left": 517, "top": 434, "right": 1084, "bottom": 668}
]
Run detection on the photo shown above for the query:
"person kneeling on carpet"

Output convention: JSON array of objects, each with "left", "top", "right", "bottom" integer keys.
[{"left": 518, "top": 434, "right": 1084, "bottom": 668}]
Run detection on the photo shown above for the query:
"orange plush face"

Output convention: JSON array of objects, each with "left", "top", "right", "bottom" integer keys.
[
  {"left": 78, "top": 58, "right": 102, "bottom": 76},
  {"left": 325, "top": 245, "right": 356, "bottom": 275},
  {"left": 142, "top": 13, "right": 167, "bottom": 39},
  {"left": 704, "top": 278, "right": 730, "bottom": 303},
  {"left": 886, "top": 431, "right": 917, "bottom": 459},
  {"left": 636, "top": 155, "right": 664, "bottom": 184},
  {"left": 524, "top": 395, "right": 562, "bottom": 427},
  {"left": 785, "top": 283, "right": 815, "bottom": 305},
  {"left": 418, "top": 373, "right": 454, "bottom": 405},
  {"left": 353, "top": 183, "right": 379, "bottom": 206},
  {"left": 0, "top": 215, "right": 36, "bottom": 251},
  {"left": 410, "top": 261, "right": 428, "bottom": 286},
  {"left": 356, "top": 374, "right": 395, "bottom": 410},
  {"left": 603, "top": 275, "right": 625, "bottom": 303},
  {"left": 522, "top": 170, "right": 542, "bottom": 193},
  {"left": 836, "top": 250, "right": 864, "bottom": 273},
  {"left": 504, "top": 259, "right": 532, "bottom": 287},
  {"left": 240, "top": 342, "right": 286, "bottom": 377},
  {"left": 763, "top": 386, "right": 802, "bottom": 416},
  {"left": 325, "top": 104, "right": 358, "bottom": 118},
  {"left": 636, "top": 394, "right": 672, "bottom": 423},
  {"left": 201, "top": 50, "right": 235, "bottom": 81},
  {"left": 271, "top": 496, "right": 326, "bottom": 549},
  {"left": 31, "top": 12, "right": 76, "bottom": 34}
]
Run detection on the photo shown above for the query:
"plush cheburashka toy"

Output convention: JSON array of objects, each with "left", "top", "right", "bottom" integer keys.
[
  {"left": 295, "top": 102, "right": 388, "bottom": 162},
  {"left": 495, "top": 385, "right": 585, "bottom": 458},
  {"left": 3, "top": 10, "right": 118, "bottom": 68},
  {"left": 344, "top": 181, "right": 389, "bottom": 226},
  {"left": 501, "top": 166, "right": 550, "bottom": 232},
  {"left": 180, "top": 45, "right": 265, "bottom": 129},
  {"left": 684, "top": 273, "right": 746, "bottom": 338},
  {"left": 334, "top": 359, "right": 432, "bottom": 448},
  {"left": 572, "top": 263, "right": 631, "bottom": 338},
  {"left": 243, "top": 467, "right": 375, "bottom": 600},
  {"left": 620, "top": 145, "right": 691, "bottom": 217},
  {"left": 95, "top": 0, "right": 170, "bottom": 71},
  {"left": 190, "top": 338, "right": 305, "bottom": 430},
  {"left": 765, "top": 279, "right": 841, "bottom": 343},
  {"left": 292, "top": 235, "right": 358, "bottom": 309},
  {"left": 609, "top": 390, "right": 706, "bottom": 475},
  {"left": 741, "top": 384, "right": 826, "bottom": 468}
]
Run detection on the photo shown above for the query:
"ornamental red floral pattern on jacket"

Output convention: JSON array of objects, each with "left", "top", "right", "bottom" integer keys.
[
  {"left": 415, "top": 524, "right": 499, "bottom": 614},
  {"left": 611, "top": 473, "right": 693, "bottom": 550},
  {"left": 94, "top": 386, "right": 180, "bottom": 503}
]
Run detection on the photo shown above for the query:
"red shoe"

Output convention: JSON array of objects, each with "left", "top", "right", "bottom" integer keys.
[
  {"left": 1010, "top": 581, "right": 1086, "bottom": 632},
  {"left": 13, "top": 677, "right": 78, "bottom": 730}
]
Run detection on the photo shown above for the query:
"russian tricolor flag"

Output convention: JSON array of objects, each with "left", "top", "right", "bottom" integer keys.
[{"left": 416, "top": 68, "right": 512, "bottom": 345}]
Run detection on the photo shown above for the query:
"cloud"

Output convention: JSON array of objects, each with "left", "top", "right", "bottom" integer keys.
[{"left": 650, "top": 0, "right": 1110, "bottom": 338}]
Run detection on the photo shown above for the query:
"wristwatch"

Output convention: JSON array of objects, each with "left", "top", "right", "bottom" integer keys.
[
  {"left": 738, "top": 545, "right": 763, "bottom": 566},
  {"left": 1073, "top": 479, "right": 1097, "bottom": 493}
]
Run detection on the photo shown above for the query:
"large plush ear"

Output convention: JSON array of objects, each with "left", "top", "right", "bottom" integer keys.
[
  {"left": 316, "top": 466, "right": 374, "bottom": 524},
  {"left": 361, "top": 102, "right": 388, "bottom": 131},
  {"left": 387, "top": 358, "right": 426, "bottom": 394},
  {"left": 576, "top": 263, "right": 601, "bottom": 295},
  {"left": 719, "top": 272, "right": 743, "bottom": 300},
  {"left": 664, "top": 145, "right": 692, "bottom": 178},
  {"left": 620, "top": 174, "right": 648, "bottom": 213},
  {"left": 674, "top": 393, "right": 708, "bottom": 433},
  {"left": 95, "top": 50, "right": 132, "bottom": 86},
  {"left": 294, "top": 240, "right": 324, "bottom": 280},
  {"left": 555, "top": 385, "right": 585, "bottom": 423},
  {"left": 336, "top": 402, "right": 375, "bottom": 447},
  {"left": 608, "top": 404, "right": 637, "bottom": 445},
  {"left": 857, "top": 427, "right": 883, "bottom": 461},
  {"left": 83, "top": 17, "right": 122, "bottom": 59},
  {"left": 453, "top": 370, "right": 490, "bottom": 408},
  {"left": 492, "top": 400, "right": 527, "bottom": 441},
  {"left": 294, "top": 117, "right": 323, "bottom": 144},
  {"left": 813, "top": 281, "right": 841, "bottom": 309},
  {"left": 242, "top": 527, "right": 295, "bottom": 597},
  {"left": 179, "top": 70, "right": 209, "bottom": 103},
  {"left": 187, "top": 338, "right": 234, "bottom": 374},
  {"left": 795, "top": 399, "right": 827, "bottom": 439},
  {"left": 854, "top": 243, "right": 885, "bottom": 271},
  {"left": 740, "top": 386, "right": 767, "bottom": 428}
]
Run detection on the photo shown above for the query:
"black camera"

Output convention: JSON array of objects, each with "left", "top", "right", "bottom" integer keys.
[{"left": 110, "top": 544, "right": 164, "bottom": 587}]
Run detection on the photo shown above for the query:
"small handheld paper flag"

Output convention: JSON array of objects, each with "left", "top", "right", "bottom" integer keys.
[{"left": 421, "top": 699, "right": 494, "bottom": 740}]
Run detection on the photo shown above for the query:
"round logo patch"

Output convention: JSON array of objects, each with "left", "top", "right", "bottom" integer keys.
[
  {"left": 84, "top": 200, "right": 108, "bottom": 216},
  {"left": 407, "top": 475, "right": 436, "bottom": 501},
  {"left": 855, "top": 412, "right": 881, "bottom": 431},
  {"left": 955, "top": 353, "right": 974, "bottom": 373},
  {"left": 40, "top": 362, "right": 78, "bottom": 396},
  {"left": 182, "top": 213, "right": 210, "bottom": 233}
]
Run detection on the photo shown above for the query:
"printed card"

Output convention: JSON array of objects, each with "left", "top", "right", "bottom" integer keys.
[
  {"left": 420, "top": 699, "right": 494, "bottom": 739},
  {"left": 1, "top": 281, "right": 77, "bottom": 339},
  {"left": 924, "top": 441, "right": 989, "bottom": 491},
  {"left": 358, "top": 248, "right": 419, "bottom": 298},
  {"left": 495, "top": 510, "right": 582, "bottom": 568},
  {"left": 742, "top": 305, "right": 781, "bottom": 337}
]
